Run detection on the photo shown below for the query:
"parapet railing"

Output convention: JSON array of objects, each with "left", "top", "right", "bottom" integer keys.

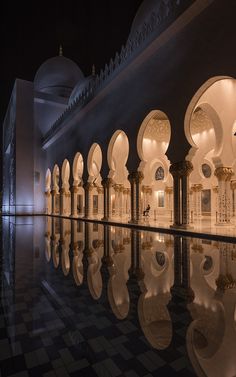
[{"left": 42, "top": 0, "right": 187, "bottom": 145}]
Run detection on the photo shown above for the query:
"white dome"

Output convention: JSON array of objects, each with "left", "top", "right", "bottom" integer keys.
[{"left": 34, "top": 55, "right": 84, "bottom": 98}]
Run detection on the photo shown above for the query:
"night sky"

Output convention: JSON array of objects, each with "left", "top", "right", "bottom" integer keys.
[{"left": 0, "top": 0, "right": 143, "bottom": 124}]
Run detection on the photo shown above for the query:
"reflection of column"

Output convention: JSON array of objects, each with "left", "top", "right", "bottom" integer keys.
[
  {"left": 71, "top": 186, "right": 79, "bottom": 217},
  {"left": 101, "top": 178, "right": 113, "bottom": 220},
  {"left": 216, "top": 242, "right": 236, "bottom": 291},
  {"left": 83, "top": 182, "right": 93, "bottom": 219},
  {"left": 214, "top": 167, "right": 234, "bottom": 225},
  {"left": 171, "top": 236, "right": 194, "bottom": 302},
  {"left": 171, "top": 236, "right": 182, "bottom": 292},
  {"left": 170, "top": 161, "right": 193, "bottom": 228},
  {"left": 130, "top": 229, "right": 144, "bottom": 279},
  {"left": 230, "top": 180, "right": 236, "bottom": 218},
  {"left": 102, "top": 225, "right": 113, "bottom": 267}
]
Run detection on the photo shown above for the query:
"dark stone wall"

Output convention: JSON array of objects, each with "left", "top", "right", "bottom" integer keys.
[{"left": 45, "top": 0, "right": 236, "bottom": 182}]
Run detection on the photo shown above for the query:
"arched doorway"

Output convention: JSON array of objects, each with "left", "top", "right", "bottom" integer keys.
[
  {"left": 52, "top": 164, "right": 60, "bottom": 215},
  {"left": 71, "top": 152, "right": 84, "bottom": 217},
  {"left": 87, "top": 143, "right": 103, "bottom": 218},
  {"left": 45, "top": 168, "right": 52, "bottom": 214},
  {"left": 185, "top": 77, "right": 236, "bottom": 226},
  {"left": 137, "top": 110, "right": 172, "bottom": 222},
  {"left": 107, "top": 130, "right": 130, "bottom": 219},
  {"left": 61, "top": 159, "right": 71, "bottom": 216}
]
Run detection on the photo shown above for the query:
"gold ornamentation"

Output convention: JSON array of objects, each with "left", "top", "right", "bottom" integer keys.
[
  {"left": 170, "top": 161, "right": 193, "bottom": 177},
  {"left": 214, "top": 167, "right": 234, "bottom": 181}
]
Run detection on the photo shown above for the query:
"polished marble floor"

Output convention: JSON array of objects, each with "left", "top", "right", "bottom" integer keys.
[
  {"left": 1, "top": 216, "right": 236, "bottom": 376},
  {"left": 85, "top": 213, "right": 236, "bottom": 240}
]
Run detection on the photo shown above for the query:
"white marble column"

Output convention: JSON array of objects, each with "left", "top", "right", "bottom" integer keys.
[
  {"left": 214, "top": 167, "right": 234, "bottom": 225},
  {"left": 230, "top": 180, "right": 236, "bottom": 218},
  {"left": 165, "top": 186, "right": 173, "bottom": 220},
  {"left": 71, "top": 185, "right": 79, "bottom": 217},
  {"left": 212, "top": 186, "right": 218, "bottom": 223},
  {"left": 118, "top": 185, "right": 124, "bottom": 217},
  {"left": 45, "top": 191, "right": 52, "bottom": 214},
  {"left": 191, "top": 184, "right": 203, "bottom": 219},
  {"left": 97, "top": 186, "right": 103, "bottom": 218}
]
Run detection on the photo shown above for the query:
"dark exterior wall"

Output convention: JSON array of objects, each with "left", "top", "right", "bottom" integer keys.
[
  {"left": 2, "top": 86, "right": 16, "bottom": 214},
  {"left": 45, "top": 0, "right": 236, "bottom": 183},
  {"left": 15, "top": 80, "right": 34, "bottom": 214}
]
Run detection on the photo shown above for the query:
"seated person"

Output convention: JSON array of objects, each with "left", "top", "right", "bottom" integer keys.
[{"left": 143, "top": 204, "right": 150, "bottom": 217}]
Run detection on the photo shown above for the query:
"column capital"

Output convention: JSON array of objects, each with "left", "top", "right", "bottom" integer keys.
[
  {"left": 191, "top": 243, "right": 203, "bottom": 253},
  {"left": 191, "top": 183, "right": 203, "bottom": 192},
  {"left": 101, "top": 177, "right": 113, "bottom": 188},
  {"left": 83, "top": 182, "right": 93, "bottom": 191},
  {"left": 231, "top": 179, "right": 236, "bottom": 190},
  {"left": 165, "top": 186, "right": 173, "bottom": 194},
  {"left": 216, "top": 273, "right": 236, "bottom": 291},
  {"left": 170, "top": 160, "right": 193, "bottom": 177},
  {"left": 142, "top": 185, "right": 152, "bottom": 194},
  {"left": 71, "top": 186, "right": 79, "bottom": 194},
  {"left": 214, "top": 167, "right": 234, "bottom": 181},
  {"left": 128, "top": 171, "right": 144, "bottom": 184},
  {"left": 96, "top": 186, "right": 103, "bottom": 194}
]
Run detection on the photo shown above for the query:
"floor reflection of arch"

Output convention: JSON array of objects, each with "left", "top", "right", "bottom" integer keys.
[
  {"left": 52, "top": 217, "right": 60, "bottom": 268},
  {"left": 187, "top": 301, "right": 226, "bottom": 377},
  {"left": 138, "top": 231, "right": 174, "bottom": 349},
  {"left": 108, "top": 227, "right": 131, "bottom": 319},
  {"left": 72, "top": 220, "right": 84, "bottom": 286},
  {"left": 45, "top": 168, "right": 52, "bottom": 214},
  {"left": 61, "top": 219, "right": 71, "bottom": 276},
  {"left": 107, "top": 130, "right": 130, "bottom": 220},
  {"left": 138, "top": 293, "right": 172, "bottom": 350},
  {"left": 137, "top": 110, "right": 173, "bottom": 222},
  {"left": 87, "top": 249, "right": 103, "bottom": 300},
  {"left": 52, "top": 165, "right": 60, "bottom": 215},
  {"left": 185, "top": 77, "right": 236, "bottom": 226},
  {"left": 44, "top": 216, "right": 52, "bottom": 262},
  {"left": 61, "top": 159, "right": 71, "bottom": 216},
  {"left": 87, "top": 143, "right": 103, "bottom": 218},
  {"left": 72, "top": 152, "right": 84, "bottom": 217}
]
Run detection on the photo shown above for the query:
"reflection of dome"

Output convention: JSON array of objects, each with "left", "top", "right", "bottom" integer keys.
[
  {"left": 129, "top": 0, "right": 178, "bottom": 40},
  {"left": 34, "top": 55, "right": 84, "bottom": 97},
  {"left": 69, "top": 76, "right": 94, "bottom": 105}
]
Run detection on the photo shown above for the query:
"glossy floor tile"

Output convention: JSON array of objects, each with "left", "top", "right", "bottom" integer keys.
[{"left": 1, "top": 216, "right": 236, "bottom": 376}]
